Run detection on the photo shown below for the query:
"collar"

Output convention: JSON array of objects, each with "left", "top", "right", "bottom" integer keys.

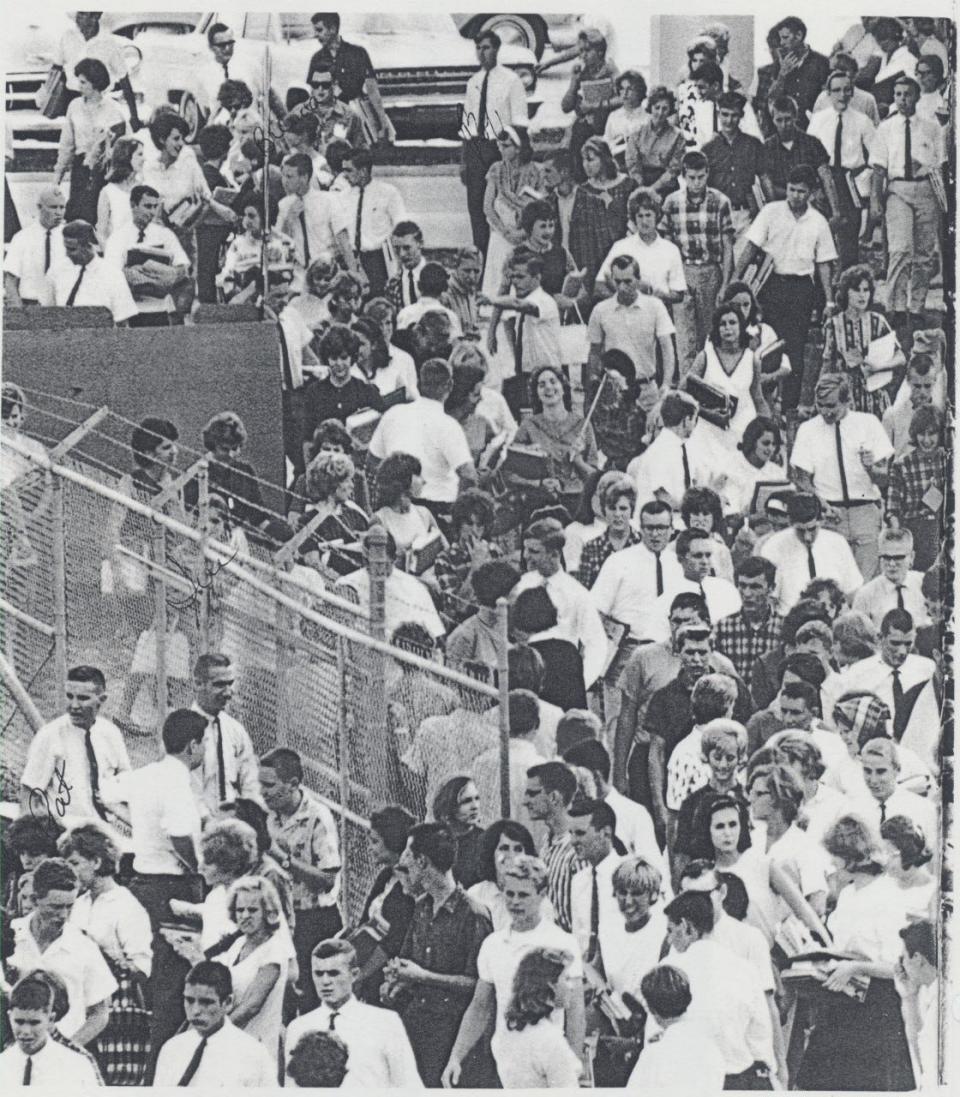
[
  {"left": 274, "top": 787, "right": 307, "bottom": 826},
  {"left": 418, "top": 884, "right": 465, "bottom": 919},
  {"left": 191, "top": 702, "right": 220, "bottom": 725}
]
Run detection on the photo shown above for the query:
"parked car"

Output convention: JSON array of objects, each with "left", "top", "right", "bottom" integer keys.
[
  {"left": 130, "top": 11, "right": 540, "bottom": 142},
  {"left": 452, "top": 13, "right": 583, "bottom": 59}
]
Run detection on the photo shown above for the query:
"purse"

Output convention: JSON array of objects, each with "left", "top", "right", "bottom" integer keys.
[
  {"left": 686, "top": 373, "right": 738, "bottom": 429},
  {"left": 37, "top": 66, "right": 68, "bottom": 118}
]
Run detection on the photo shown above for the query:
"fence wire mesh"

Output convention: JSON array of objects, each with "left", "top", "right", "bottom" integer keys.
[{"left": 2, "top": 404, "right": 503, "bottom": 920}]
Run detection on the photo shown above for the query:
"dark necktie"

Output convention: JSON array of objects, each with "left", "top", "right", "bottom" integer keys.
[
  {"left": 588, "top": 866, "right": 600, "bottom": 963},
  {"left": 892, "top": 668, "right": 905, "bottom": 728},
  {"left": 904, "top": 117, "right": 913, "bottom": 180},
  {"left": 654, "top": 551, "right": 664, "bottom": 596},
  {"left": 178, "top": 1036, "right": 208, "bottom": 1085},
  {"left": 514, "top": 312, "right": 525, "bottom": 375},
  {"left": 23, "top": 1055, "right": 32, "bottom": 1085},
  {"left": 879, "top": 799, "right": 887, "bottom": 824},
  {"left": 833, "top": 114, "right": 843, "bottom": 168},
  {"left": 221, "top": 61, "right": 229, "bottom": 79},
  {"left": 835, "top": 421, "right": 850, "bottom": 503},
  {"left": 65, "top": 263, "right": 87, "bottom": 306},
  {"left": 681, "top": 443, "right": 691, "bottom": 489},
  {"left": 407, "top": 268, "right": 417, "bottom": 304},
  {"left": 214, "top": 716, "right": 227, "bottom": 804},
  {"left": 328, "top": 1009, "right": 340, "bottom": 1031},
  {"left": 84, "top": 728, "right": 108, "bottom": 822},
  {"left": 807, "top": 545, "right": 817, "bottom": 579},
  {"left": 477, "top": 70, "right": 490, "bottom": 140},
  {"left": 44, "top": 228, "right": 52, "bottom": 273},
  {"left": 354, "top": 184, "right": 365, "bottom": 254},
  {"left": 896, "top": 586, "right": 905, "bottom": 611},
  {"left": 698, "top": 581, "right": 706, "bottom": 600},
  {"left": 138, "top": 225, "right": 147, "bottom": 243},
  {"left": 299, "top": 211, "right": 310, "bottom": 265}
]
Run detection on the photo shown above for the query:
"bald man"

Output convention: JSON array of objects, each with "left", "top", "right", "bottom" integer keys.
[{"left": 4, "top": 187, "right": 67, "bottom": 305}]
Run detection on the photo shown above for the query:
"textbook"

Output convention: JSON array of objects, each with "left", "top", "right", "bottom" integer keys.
[
  {"left": 501, "top": 444, "right": 551, "bottom": 481},
  {"left": 406, "top": 530, "right": 444, "bottom": 576}
]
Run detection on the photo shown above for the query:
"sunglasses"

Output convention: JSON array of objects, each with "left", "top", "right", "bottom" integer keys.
[
  {"left": 879, "top": 554, "right": 909, "bottom": 562},
  {"left": 213, "top": 39, "right": 236, "bottom": 48},
  {"left": 312, "top": 79, "right": 334, "bottom": 88}
]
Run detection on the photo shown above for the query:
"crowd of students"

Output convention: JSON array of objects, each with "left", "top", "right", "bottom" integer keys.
[{"left": 0, "top": 8, "right": 952, "bottom": 1092}]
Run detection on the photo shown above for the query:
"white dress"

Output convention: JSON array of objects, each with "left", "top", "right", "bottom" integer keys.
[
  {"left": 98, "top": 182, "right": 134, "bottom": 243},
  {"left": 700, "top": 343, "right": 758, "bottom": 453},
  {"left": 224, "top": 931, "right": 289, "bottom": 1063}
]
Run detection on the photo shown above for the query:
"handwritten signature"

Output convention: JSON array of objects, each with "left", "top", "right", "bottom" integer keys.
[
  {"left": 27, "top": 762, "right": 72, "bottom": 829},
  {"left": 165, "top": 546, "right": 239, "bottom": 624}
]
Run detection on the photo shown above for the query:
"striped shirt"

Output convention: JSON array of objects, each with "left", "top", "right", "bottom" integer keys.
[
  {"left": 659, "top": 187, "right": 734, "bottom": 267},
  {"left": 542, "top": 831, "right": 587, "bottom": 933}
]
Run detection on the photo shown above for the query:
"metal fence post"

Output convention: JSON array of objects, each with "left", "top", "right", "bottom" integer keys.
[
  {"left": 50, "top": 471, "right": 68, "bottom": 705},
  {"left": 275, "top": 598, "right": 291, "bottom": 749},
  {"left": 152, "top": 526, "right": 168, "bottom": 721},
  {"left": 365, "top": 524, "right": 391, "bottom": 804},
  {"left": 197, "top": 460, "right": 210, "bottom": 652},
  {"left": 496, "top": 597, "right": 512, "bottom": 819},
  {"left": 336, "top": 631, "right": 351, "bottom": 919}
]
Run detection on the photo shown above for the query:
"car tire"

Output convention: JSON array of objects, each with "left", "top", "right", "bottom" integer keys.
[
  {"left": 465, "top": 14, "right": 548, "bottom": 59},
  {"left": 177, "top": 91, "right": 203, "bottom": 143}
]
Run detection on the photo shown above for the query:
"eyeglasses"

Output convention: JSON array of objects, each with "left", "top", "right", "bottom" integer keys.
[
  {"left": 312, "top": 79, "right": 334, "bottom": 88},
  {"left": 213, "top": 39, "right": 236, "bottom": 48},
  {"left": 879, "top": 554, "right": 909, "bottom": 562}
]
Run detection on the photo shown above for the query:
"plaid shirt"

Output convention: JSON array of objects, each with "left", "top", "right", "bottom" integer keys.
[
  {"left": 433, "top": 539, "right": 502, "bottom": 626},
  {"left": 886, "top": 446, "right": 948, "bottom": 520},
  {"left": 715, "top": 608, "right": 784, "bottom": 683},
  {"left": 659, "top": 186, "right": 734, "bottom": 267},
  {"left": 577, "top": 527, "right": 642, "bottom": 590}
]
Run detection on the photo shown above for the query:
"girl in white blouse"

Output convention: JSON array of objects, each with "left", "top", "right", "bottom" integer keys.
[{"left": 95, "top": 136, "right": 143, "bottom": 244}]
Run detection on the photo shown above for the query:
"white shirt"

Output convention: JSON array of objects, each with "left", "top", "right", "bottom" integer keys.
[
  {"left": 103, "top": 754, "right": 202, "bottom": 875},
  {"left": 0, "top": 1039, "right": 101, "bottom": 1088},
  {"left": 515, "top": 568, "right": 609, "bottom": 687},
  {"left": 512, "top": 286, "right": 561, "bottom": 374},
  {"left": 605, "top": 787, "right": 660, "bottom": 864},
  {"left": 142, "top": 145, "right": 211, "bottom": 215},
  {"left": 189, "top": 704, "right": 262, "bottom": 817},
  {"left": 42, "top": 255, "right": 138, "bottom": 323},
  {"left": 461, "top": 63, "right": 527, "bottom": 140},
  {"left": 70, "top": 885, "right": 153, "bottom": 978},
  {"left": 660, "top": 936, "right": 773, "bottom": 1072},
  {"left": 570, "top": 850, "right": 624, "bottom": 968},
  {"left": 835, "top": 652, "right": 935, "bottom": 721},
  {"left": 665, "top": 726, "right": 709, "bottom": 811},
  {"left": 374, "top": 345, "right": 420, "bottom": 399},
  {"left": 602, "top": 906, "right": 669, "bottom": 1007},
  {"left": 491, "top": 1017, "right": 582, "bottom": 1088},
  {"left": 395, "top": 258, "right": 427, "bottom": 307},
  {"left": 104, "top": 219, "right": 190, "bottom": 314},
  {"left": 597, "top": 235, "right": 687, "bottom": 299},
  {"left": 369, "top": 398, "right": 472, "bottom": 504},
  {"left": 852, "top": 570, "right": 930, "bottom": 630},
  {"left": 56, "top": 25, "right": 128, "bottom": 90},
  {"left": 632, "top": 428, "right": 712, "bottom": 513},
  {"left": 199, "top": 52, "right": 265, "bottom": 115},
  {"left": 154, "top": 1019, "right": 276, "bottom": 1087},
  {"left": 336, "top": 178, "right": 406, "bottom": 252},
  {"left": 791, "top": 411, "right": 894, "bottom": 503},
  {"left": 648, "top": 576, "right": 742, "bottom": 642},
  {"left": 4, "top": 221, "right": 66, "bottom": 301},
  {"left": 872, "top": 45, "right": 918, "bottom": 88},
  {"left": 285, "top": 998, "right": 422, "bottom": 1089},
  {"left": 812, "top": 88, "right": 880, "bottom": 126},
  {"left": 760, "top": 526, "right": 863, "bottom": 613},
  {"left": 9, "top": 918, "right": 117, "bottom": 1040},
  {"left": 337, "top": 566, "right": 446, "bottom": 640},
  {"left": 710, "top": 914, "right": 775, "bottom": 993},
  {"left": 223, "top": 930, "right": 289, "bottom": 1059},
  {"left": 629, "top": 1014, "right": 726, "bottom": 1091},
  {"left": 746, "top": 201, "right": 838, "bottom": 276},
  {"left": 20, "top": 713, "right": 131, "bottom": 828},
  {"left": 396, "top": 297, "right": 463, "bottom": 337},
  {"left": 900, "top": 678, "right": 942, "bottom": 777},
  {"left": 869, "top": 111, "right": 946, "bottom": 178},
  {"left": 278, "top": 190, "right": 348, "bottom": 268},
  {"left": 797, "top": 781, "right": 849, "bottom": 847},
  {"left": 476, "top": 919, "right": 583, "bottom": 1038},
  {"left": 590, "top": 541, "right": 685, "bottom": 642},
  {"left": 807, "top": 107, "right": 876, "bottom": 172}
]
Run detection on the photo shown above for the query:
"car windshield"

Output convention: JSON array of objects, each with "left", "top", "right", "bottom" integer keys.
[{"left": 280, "top": 13, "right": 445, "bottom": 40}]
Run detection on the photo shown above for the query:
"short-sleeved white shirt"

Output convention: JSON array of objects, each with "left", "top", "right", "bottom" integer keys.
[
  {"left": 587, "top": 293, "right": 675, "bottom": 381},
  {"left": 42, "top": 255, "right": 139, "bottom": 322},
  {"left": 760, "top": 526, "right": 863, "bottom": 613},
  {"left": 103, "top": 755, "right": 202, "bottom": 875},
  {"left": 597, "top": 235, "right": 687, "bottom": 298},
  {"left": 369, "top": 398, "right": 472, "bottom": 503},
  {"left": 4, "top": 222, "right": 66, "bottom": 301},
  {"left": 477, "top": 919, "right": 583, "bottom": 1038},
  {"left": 869, "top": 111, "right": 946, "bottom": 178},
  {"left": 746, "top": 201, "right": 838, "bottom": 276},
  {"left": 790, "top": 410, "right": 894, "bottom": 503},
  {"left": 0, "top": 1039, "right": 101, "bottom": 1088}
]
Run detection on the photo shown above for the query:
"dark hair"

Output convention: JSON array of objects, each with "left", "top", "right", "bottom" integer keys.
[
  {"left": 149, "top": 109, "right": 190, "bottom": 151},
  {"left": 735, "top": 555, "right": 776, "bottom": 587},
  {"left": 770, "top": 94, "right": 799, "bottom": 116},
  {"left": 716, "top": 91, "right": 747, "bottom": 114},
  {"left": 407, "top": 821, "right": 458, "bottom": 873},
  {"left": 67, "top": 664, "right": 106, "bottom": 692},
  {"left": 690, "top": 60, "right": 724, "bottom": 86},
  {"left": 508, "top": 689, "right": 541, "bottom": 736},
  {"left": 206, "top": 20, "right": 231, "bottom": 45},
  {"left": 131, "top": 417, "right": 178, "bottom": 467},
  {"left": 567, "top": 797, "right": 617, "bottom": 835},
  {"left": 217, "top": 78, "right": 253, "bottom": 112},
  {"left": 475, "top": 29, "right": 501, "bottom": 50},
  {"left": 201, "top": 412, "right": 246, "bottom": 454},
  {"left": 640, "top": 965, "right": 692, "bottom": 1018},
  {"left": 343, "top": 146, "right": 373, "bottom": 174},
  {"left": 6, "top": 815, "right": 63, "bottom": 859},
  {"left": 509, "top": 245, "right": 545, "bottom": 278},
  {"left": 375, "top": 452, "right": 422, "bottom": 509},
  {"left": 62, "top": 219, "right": 97, "bottom": 245},
  {"left": 664, "top": 890, "right": 714, "bottom": 935},
  {"left": 900, "top": 920, "right": 937, "bottom": 966},
  {"left": 224, "top": 798, "right": 271, "bottom": 857},
  {"left": 470, "top": 559, "right": 520, "bottom": 607},
  {"left": 418, "top": 262, "right": 449, "bottom": 298},
  {"left": 660, "top": 391, "right": 699, "bottom": 428},
  {"left": 431, "top": 778, "right": 476, "bottom": 830},
  {"left": 527, "top": 761, "right": 578, "bottom": 805},
  {"left": 780, "top": 651, "right": 827, "bottom": 692},
  {"left": 520, "top": 199, "right": 557, "bottom": 237},
  {"left": 392, "top": 220, "right": 423, "bottom": 244},
  {"left": 669, "top": 590, "right": 711, "bottom": 623},
  {"left": 450, "top": 487, "right": 495, "bottom": 537},
  {"left": 186, "top": 960, "right": 233, "bottom": 1001},
  {"left": 716, "top": 871, "right": 749, "bottom": 920},
  {"left": 446, "top": 362, "right": 486, "bottom": 416},
  {"left": 324, "top": 138, "right": 352, "bottom": 174},
  {"left": 508, "top": 644, "right": 545, "bottom": 694},
  {"left": 710, "top": 304, "right": 749, "bottom": 349},
  {"left": 350, "top": 316, "right": 390, "bottom": 375},
  {"left": 779, "top": 16, "right": 807, "bottom": 39},
  {"left": 823, "top": 814, "right": 884, "bottom": 874},
  {"left": 570, "top": 468, "right": 607, "bottom": 525},
  {"left": 881, "top": 815, "right": 933, "bottom": 870},
  {"left": 370, "top": 805, "right": 416, "bottom": 855},
  {"left": 319, "top": 323, "right": 360, "bottom": 363},
  {"left": 780, "top": 598, "right": 829, "bottom": 644},
  {"left": 74, "top": 56, "right": 111, "bottom": 92},
  {"left": 57, "top": 824, "right": 119, "bottom": 877},
  {"left": 477, "top": 819, "right": 536, "bottom": 883},
  {"left": 918, "top": 53, "right": 946, "bottom": 82},
  {"left": 779, "top": 677, "right": 820, "bottom": 712},
  {"left": 505, "top": 947, "right": 570, "bottom": 1031},
  {"left": 646, "top": 84, "right": 677, "bottom": 112},
  {"left": 739, "top": 415, "right": 781, "bottom": 463},
  {"left": 602, "top": 348, "right": 637, "bottom": 396},
  {"left": 787, "top": 164, "right": 818, "bottom": 190},
  {"left": 9, "top": 971, "right": 58, "bottom": 1013},
  {"left": 834, "top": 263, "right": 876, "bottom": 311},
  {"left": 675, "top": 527, "right": 712, "bottom": 560},
  {"left": 162, "top": 708, "right": 206, "bottom": 755},
  {"left": 419, "top": 357, "right": 453, "bottom": 400},
  {"left": 288, "top": 1031, "right": 349, "bottom": 1088},
  {"left": 617, "top": 69, "right": 647, "bottom": 98},
  {"left": 681, "top": 486, "right": 725, "bottom": 532},
  {"left": 563, "top": 739, "right": 611, "bottom": 782},
  {"left": 512, "top": 585, "right": 559, "bottom": 634},
  {"left": 697, "top": 794, "right": 751, "bottom": 856},
  {"left": 260, "top": 747, "right": 304, "bottom": 784},
  {"left": 196, "top": 123, "right": 233, "bottom": 162},
  {"left": 681, "top": 150, "right": 709, "bottom": 174},
  {"left": 32, "top": 857, "right": 77, "bottom": 899}
]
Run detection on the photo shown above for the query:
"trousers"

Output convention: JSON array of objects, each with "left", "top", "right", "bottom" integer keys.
[
  {"left": 759, "top": 273, "right": 817, "bottom": 411},
  {"left": 462, "top": 138, "right": 500, "bottom": 256},
  {"left": 884, "top": 178, "right": 940, "bottom": 313},
  {"left": 675, "top": 262, "right": 723, "bottom": 370},
  {"left": 829, "top": 500, "right": 882, "bottom": 580}
]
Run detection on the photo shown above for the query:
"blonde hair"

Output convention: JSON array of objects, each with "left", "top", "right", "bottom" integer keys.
[
  {"left": 226, "top": 874, "right": 284, "bottom": 931},
  {"left": 612, "top": 856, "right": 662, "bottom": 899},
  {"left": 501, "top": 854, "right": 548, "bottom": 894}
]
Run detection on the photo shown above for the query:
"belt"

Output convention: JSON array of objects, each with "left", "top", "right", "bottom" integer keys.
[
  {"left": 730, "top": 204, "right": 750, "bottom": 211},
  {"left": 890, "top": 176, "right": 930, "bottom": 182},
  {"left": 769, "top": 272, "right": 813, "bottom": 280},
  {"left": 828, "top": 498, "right": 880, "bottom": 508}
]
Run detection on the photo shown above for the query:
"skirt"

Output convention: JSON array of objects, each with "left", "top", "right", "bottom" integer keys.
[
  {"left": 66, "top": 157, "right": 105, "bottom": 227},
  {"left": 846, "top": 366, "right": 892, "bottom": 419},
  {"left": 795, "top": 977, "right": 915, "bottom": 1091},
  {"left": 93, "top": 969, "right": 151, "bottom": 1086}
]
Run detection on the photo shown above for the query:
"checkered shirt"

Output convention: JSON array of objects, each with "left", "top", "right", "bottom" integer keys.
[{"left": 658, "top": 186, "right": 734, "bottom": 266}]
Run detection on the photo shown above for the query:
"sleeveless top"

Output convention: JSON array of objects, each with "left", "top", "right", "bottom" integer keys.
[
  {"left": 703, "top": 343, "right": 757, "bottom": 438},
  {"left": 100, "top": 182, "right": 134, "bottom": 242}
]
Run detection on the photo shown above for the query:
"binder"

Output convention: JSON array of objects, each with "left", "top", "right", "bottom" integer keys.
[{"left": 405, "top": 530, "right": 444, "bottom": 576}]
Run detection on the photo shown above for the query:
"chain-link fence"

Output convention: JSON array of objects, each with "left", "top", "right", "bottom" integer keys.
[{"left": 2, "top": 406, "right": 506, "bottom": 919}]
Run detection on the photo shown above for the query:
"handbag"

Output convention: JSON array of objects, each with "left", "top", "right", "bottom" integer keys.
[
  {"left": 37, "top": 66, "right": 68, "bottom": 118},
  {"left": 559, "top": 303, "right": 589, "bottom": 366},
  {"left": 685, "top": 373, "right": 738, "bottom": 429}
]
